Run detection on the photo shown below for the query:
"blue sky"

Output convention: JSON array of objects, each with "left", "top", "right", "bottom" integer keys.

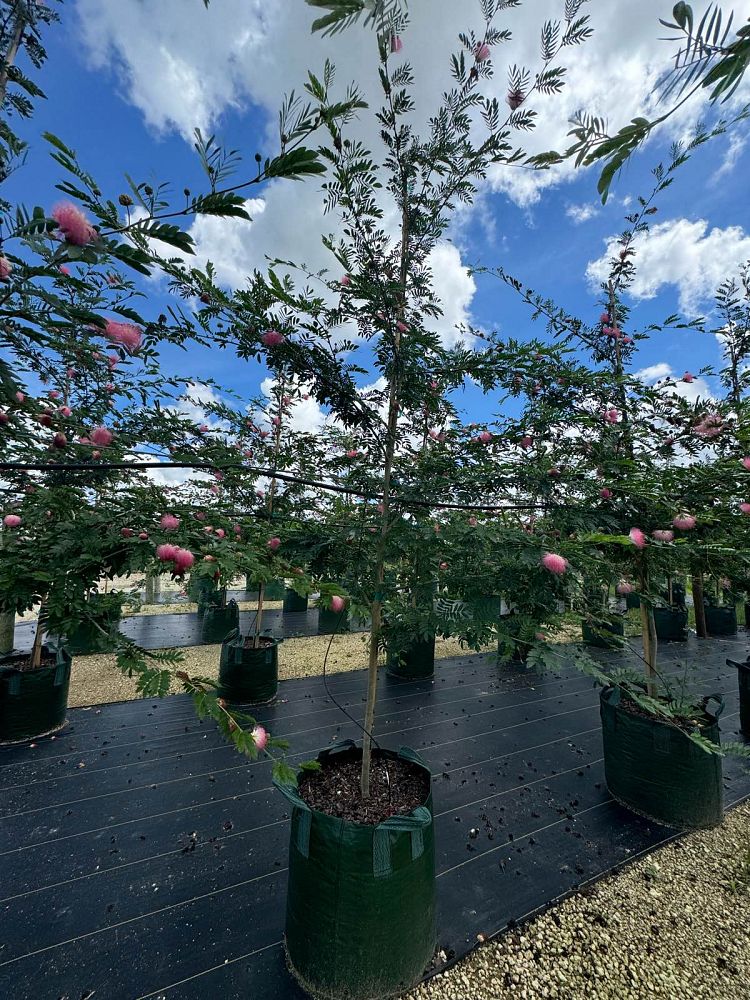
[{"left": 10, "top": 0, "right": 750, "bottom": 427}]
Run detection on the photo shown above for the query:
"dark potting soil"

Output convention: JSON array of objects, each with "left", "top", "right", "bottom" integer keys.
[
  {"left": 297, "top": 752, "right": 429, "bottom": 825},
  {"left": 619, "top": 692, "right": 712, "bottom": 731},
  {"left": 0, "top": 651, "right": 56, "bottom": 672},
  {"left": 242, "top": 635, "right": 275, "bottom": 650}
]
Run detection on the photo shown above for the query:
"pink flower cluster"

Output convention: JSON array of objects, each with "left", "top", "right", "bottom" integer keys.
[
  {"left": 51, "top": 201, "right": 96, "bottom": 246},
  {"left": 156, "top": 544, "right": 195, "bottom": 573},
  {"left": 105, "top": 320, "right": 143, "bottom": 352},
  {"left": 541, "top": 552, "right": 567, "bottom": 575},
  {"left": 693, "top": 412, "right": 723, "bottom": 439}
]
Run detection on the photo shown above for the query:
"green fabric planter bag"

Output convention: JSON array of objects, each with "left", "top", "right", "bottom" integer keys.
[
  {"left": 0, "top": 645, "right": 72, "bottom": 743},
  {"left": 600, "top": 686, "right": 724, "bottom": 830},
  {"left": 653, "top": 606, "right": 688, "bottom": 642},
  {"left": 188, "top": 575, "right": 218, "bottom": 608},
  {"left": 625, "top": 591, "right": 641, "bottom": 610},
  {"left": 317, "top": 607, "right": 351, "bottom": 635},
  {"left": 387, "top": 634, "right": 435, "bottom": 680},
  {"left": 199, "top": 600, "right": 240, "bottom": 644},
  {"left": 283, "top": 588, "right": 308, "bottom": 613},
  {"left": 65, "top": 599, "right": 122, "bottom": 655},
  {"left": 744, "top": 602, "right": 750, "bottom": 629},
  {"left": 581, "top": 618, "right": 625, "bottom": 649},
  {"left": 274, "top": 742, "right": 436, "bottom": 1000},
  {"left": 704, "top": 604, "right": 737, "bottom": 636},
  {"left": 217, "top": 629, "right": 278, "bottom": 704},
  {"left": 727, "top": 658, "right": 750, "bottom": 736}
]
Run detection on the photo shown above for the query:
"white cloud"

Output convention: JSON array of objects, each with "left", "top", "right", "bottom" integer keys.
[
  {"left": 586, "top": 218, "right": 750, "bottom": 314},
  {"left": 713, "top": 132, "right": 747, "bottom": 182},
  {"left": 635, "top": 362, "right": 711, "bottom": 403},
  {"left": 565, "top": 202, "right": 598, "bottom": 224}
]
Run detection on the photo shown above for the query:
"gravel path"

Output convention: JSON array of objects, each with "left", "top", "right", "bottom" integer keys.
[
  {"left": 407, "top": 801, "right": 750, "bottom": 1000},
  {"left": 66, "top": 633, "right": 488, "bottom": 708}
]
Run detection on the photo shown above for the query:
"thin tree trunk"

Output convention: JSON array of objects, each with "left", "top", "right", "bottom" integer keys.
[
  {"left": 638, "top": 565, "right": 657, "bottom": 697},
  {"left": 361, "top": 196, "right": 410, "bottom": 799},
  {"left": 692, "top": 572, "right": 707, "bottom": 638},
  {"left": 29, "top": 606, "right": 45, "bottom": 670},
  {"left": 0, "top": 610, "right": 14, "bottom": 655},
  {"left": 0, "top": 3, "right": 25, "bottom": 110}
]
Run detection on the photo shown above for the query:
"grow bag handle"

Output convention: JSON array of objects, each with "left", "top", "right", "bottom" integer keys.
[
  {"left": 222, "top": 627, "right": 240, "bottom": 647},
  {"left": 703, "top": 693, "right": 725, "bottom": 721},
  {"left": 727, "top": 657, "right": 750, "bottom": 670},
  {"left": 373, "top": 806, "right": 432, "bottom": 879},
  {"left": 396, "top": 745, "right": 429, "bottom": 769}
]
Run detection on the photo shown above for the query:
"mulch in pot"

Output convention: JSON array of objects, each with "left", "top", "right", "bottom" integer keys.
[
  {"left": 297, "top": 750, "right": 430, "bottom": 825},
  {"left": 0, "top": 650, "right": 56, "bottom": 672}
]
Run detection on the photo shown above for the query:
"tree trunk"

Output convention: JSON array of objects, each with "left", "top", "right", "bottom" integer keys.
[
  {"left": 144, "top": 573, "right": 161, "bottom": 604},
  {"left": 0, "top": 4, "right": 25, "bottom": 110},
  {"left": 638, "top": 564, "right": 657, "bottom": 697},
  {"left": 0, "top": 610, "right": 14, "bottom": 655},
  {"left": 29, "top": 607, "right": 45, "bottom": 670},
  {"left": 692, "top": 573, "right": 707, "bottom": 638}
]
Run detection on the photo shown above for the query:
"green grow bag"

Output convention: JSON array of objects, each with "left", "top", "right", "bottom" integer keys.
[
  {"left": 387, "top": 634, "right": 435, "bottom": 680},
  {"left": 274, "top": 742, "right": 436, "bottom": 1000},
  {"left": 625, "top": 591, "right": 641, "bottom": 610},
  {"left": 600, "top": 686, "right": 724, "bottom": 830},
  {"left": 727, "top": 658, "right": 750, "bottom": 736},
  {"left": 0, "top": 645, "right": 72, "bottom": 743},
  {"left": 218, "top": 629, "right": 278, "bottom": 704},
  {"left": 581, "top": 618, "right": 625, "bottom": 649},
  {"left": 283, "top": 588, "right": 309, "bottom": 614},
  {"left": 199, "top": 600, "right": 240, "bottom": 644},
  {"left": 653, "top": 606, "right": 688, "bottom": 642},
  {"left": 705, "top": 604, "right": 737, "bottom": 636},
  {"left": 317, "top": 607, "right": 351, "bottom": 635}
]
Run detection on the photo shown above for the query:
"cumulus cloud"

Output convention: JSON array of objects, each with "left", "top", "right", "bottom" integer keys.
[
  {"left": 586, "top": 218, "right": 750, "bottom": 314},
  {"left": 565, "top": 202, "right": 598, "bottom": 224},
  {"left": 635, "top": 361, "right": 711, "bottom": 403}
]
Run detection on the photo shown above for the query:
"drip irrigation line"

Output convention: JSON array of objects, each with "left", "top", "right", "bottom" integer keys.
[{"left": 0, "top": 458, "right": 619, "bottom": 514}]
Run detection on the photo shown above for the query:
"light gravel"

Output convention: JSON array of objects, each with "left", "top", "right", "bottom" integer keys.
[
  {"left": 67, "top": 633, "right": 488, "bottom": 708},
  {"left": 406, "top": 802, "right": 750, "bottom": 1000}
]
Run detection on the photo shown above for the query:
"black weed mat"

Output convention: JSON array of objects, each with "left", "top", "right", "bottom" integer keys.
[
  {"left": 13, "top": 607, "right": 367, "bottom": 652},
  {"left": 0, "top": 635, "right": 748, "bottom": 999}
]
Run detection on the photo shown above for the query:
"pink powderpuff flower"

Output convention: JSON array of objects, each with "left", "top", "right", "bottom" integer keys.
[
  {"left": 548, "top": 467, "right": 561, "bottom": 478},
  {"left": 0, "top": 410, "right": 8, "bottom": 425},
  {"left": 107, "top": 354, "right": 119, "bottom": 370},
  {"left": 105, "top": 383, "right": 116, "bottom": 394},
  {"left": 209, "top": 486, "right": 219, "bottom": 495},
  {"left": 682, "top": 372, "right": 694, "bottom": 383},
  {"left": 468, "top": 516, "right": 477, "bottom": 527},
  {"left": 741, "top": 503, "right": 750, "bottom": 516},
  {"left": 261, "top": 330, "right": 285, "bottom": 347},
  {"left": 330, "top": 595, "right": 346, "bottom": 613},
  {"left": 66, "top": 368, "right": 76, "bottom": 379},
  {"left": 51, "top": 201, "right": 96, "bottom": 245},
  {"left": 396, "top": 320, "right": 409, "bottom": 333},
  {"left": 520, "top": 435, "right": 533, "bottom": 449},
  {"left": 3, "top": 514, "right": 21, "bottom": 528},
  {"left": 616, "top": 581, "right": 634, "bottom": 596},
  {"left": 195, "top": 511, "right": 206, "bottom": 521},
  {"left": 429, "top": 429, "right": 440, "bottom": 441},
  {"left": 203, "top": 554, "right": 216, "bottom": 562},
  {"left": 156, "top": 544, "right": 178, "bottom": 561},
  {"left": 282, "top": 396, "right": 292, "bottom": 406},
  {"left": 673, "top": 513, "right": 696, "bottom": 530},
  {"left": 479, "top": 431, "right": 492, "bottom": 444},
  {"left": 121, "top": 528, "right": 134, "bottom": 538},
  {"left": 629, "top": 527, "right": 647, "bottom": 549},
  {"left": 541, "top": 552, "right": 568, "bottom": 575},
  {"left": 390, "top": 34, "right": 403, "bottom": 53},
  {"left": 439, "top": 561, "right": 448, "bottom": 570},
  {"left": 138, "top": 532, "right": 149, "bottom": 540},
  {"left": 173, "top": 548, "right": 195, "bottom": 572},
  {"left": 741, "top": 457, "right": 750, "bottom": 471},
  {"left": 600, "top": 488, "right": 612, "bottom": 499},
  {"left": 49, "top": 390, "right": 60, "bottom": 400},
  {"left": 652, "top": 529, "right": 674, "bottom": 542},
  {"left": 203, "top": 526, "right": 214, "bottom": 534},
  {"left": 267, "top": 537, "right": 281, "bottom": 551},
  {"left": 599, "top": 312, "right": 610, "bottom": 324},
  {"left": 271, "top": 416, "right": 281, "bottom": 427},
  {"left": 59, "top": 406, "right": 72, "bottom": 418},
  {"left": 694, "top": 412, "right": 723, "bottom": 438},
  {"left": 474, "top": 42, "right": 490, "bottom": 61},
  {"left": 52, "top": 432, "right": 67, "bottom": 449},
  {"left": 160, "top": 514, "right": 180, "bottom": 531},
  {"left": 340, "top": 275, "right": 351, "bottom": 286},
  {"left": 233, "top": 524, "right": 242, "bottom": 534},
  {"left": 252, "top": 725, "right": 268, "bottom": 751},
  {"left": 15, "top": 392, "right": 25, "bottom": 403},
  {"left": 92, "top": 450, "right": 101, "bottom": 459},
  {"left": 0, "top": 256, "right": 12, "bottom": 280},
  {"left": 346, "top": 449, "right": 359, "bottom": 458},
  {"left": 215, "top": 529, "right": 225, "bottom": 539},
  {"left": 91, "top": 426, "right": 113, "bottom": 447},
  {"left": 104, "top": 319, "right": 142, "bottom": 352},
  {"left": 59, "top": 265, "right": 70, "bottom": 276},
  {"left": 604, "top": 408, "right": 620, "bottom": 424},
  {"left": 259, "top": 430, "right": 270, "bottom": 439}
]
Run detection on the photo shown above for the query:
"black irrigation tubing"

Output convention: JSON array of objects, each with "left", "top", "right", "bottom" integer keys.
[{"left": 0, "top": 459, "right": 615, "bottom": 514}]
